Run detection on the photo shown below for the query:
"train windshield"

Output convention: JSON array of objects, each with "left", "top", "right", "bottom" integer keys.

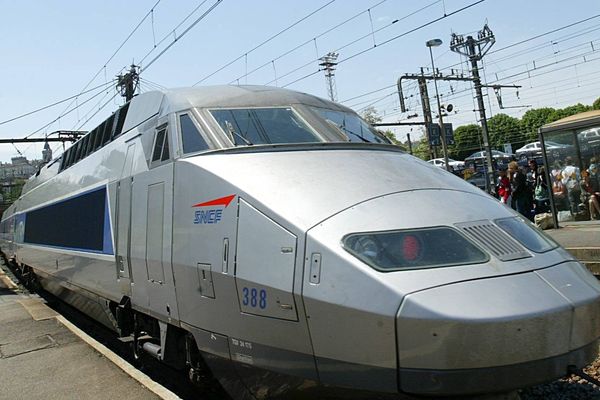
[
  {"left": 311, "top": 107, "right": 388, "bottom": 144},
  {"left": 210, "top": 107, "right": 320, "bottom": 145}
]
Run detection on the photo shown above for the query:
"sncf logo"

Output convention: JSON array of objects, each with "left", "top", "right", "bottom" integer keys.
[{"left": 192, "top": 194, "right": 235, "bottom": 224}]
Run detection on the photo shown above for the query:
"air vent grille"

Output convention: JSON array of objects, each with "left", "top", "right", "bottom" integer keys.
[{"left": 456, "top": 220, "right": 531, "bottom": 261}]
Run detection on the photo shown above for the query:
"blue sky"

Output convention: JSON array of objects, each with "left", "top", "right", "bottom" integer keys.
[{"left": 0, "top": 0, "right": 598, "bottom": 162}]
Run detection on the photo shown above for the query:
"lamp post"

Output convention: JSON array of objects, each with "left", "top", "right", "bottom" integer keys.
[{"left": 426, "top": 38, "right": 451, "bottom": 172}]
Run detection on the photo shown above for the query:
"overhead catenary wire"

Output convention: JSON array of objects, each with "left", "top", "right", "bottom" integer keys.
[
  {"left": 193, "top": 0, "right": 337, "bottom": 86},
  {"left": 437, "top": 13, "right": 600, "bottom": 73},
  {"left": 268, "top": 0, "right": 453, "bottom": 87},
  {"left": 25, "top": 81, "right": 116, "bottom": 139},
  {"left": 378, "top": 48, "right": 600, "bottom": 144},
  {"left": 227, "top": 0, "right": 394, "bottom": 85},
  {"left": 52, "top": 1, "right": 162, "bottom": 133},
  {"left": 75, "top": 92, "right": 121, "bottom": 132},
  {"left": 70, "top": 1, "right": 224, "bottom": 138},
  {"left": 42, "top": 1, "right": 223, "bottom": 149},
  {"left": 0, "top": 81, "right": 115, "bottom": 128},
  {"left": 140, "top": 0, "right": 224, "bottom": 74},
  {"left": 352, "top": 18, "right": 600, "bottom": 117},
  {"left": 138, "top": 0, "right": 210, "bottom": 66},
  {"left": 403, "top": 37, "right": 600, "bottom": 116}
]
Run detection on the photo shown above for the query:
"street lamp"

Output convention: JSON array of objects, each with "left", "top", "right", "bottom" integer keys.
[{"left": 426, "top": 38, "right": 451, "bottom": 172}]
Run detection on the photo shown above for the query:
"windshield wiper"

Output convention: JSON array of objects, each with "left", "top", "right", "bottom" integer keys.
[
  {"left": 225, "top": 121, "right": 253, "bottom": 146},
  {"left": 342, "top": 128, "right": 371, "bottom": 143},
  {"left": 325, "top": 120, "right": 371, "bottom": 143}
]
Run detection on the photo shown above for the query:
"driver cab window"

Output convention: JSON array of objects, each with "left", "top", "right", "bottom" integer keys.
[
  {"left": 311, "top": 107, "right": 388, "bottom": 144},
  {"left": 180, "top": 113, "right": 210, "bottom": 154}
]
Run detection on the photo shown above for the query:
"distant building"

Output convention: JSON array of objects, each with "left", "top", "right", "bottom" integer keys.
[
  {"left": 0, "top": 156, "right": 37, "bottom": 179},
  {"left": 0, "top": 152, "right": 44, "bottom": 212},
  {"left": 42, "top": 142, "right": 52, "bottom": 163}
]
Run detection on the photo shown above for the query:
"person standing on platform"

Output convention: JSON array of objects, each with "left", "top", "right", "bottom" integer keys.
[
  {"left": 508, "top": 161, "right": 530, "bottom": 219},
  {"left": 497, "top": 167, "right": 512, "bottom": 205},
  {"left": 562, "top": 156, "right": 581, "bottom": 215}
]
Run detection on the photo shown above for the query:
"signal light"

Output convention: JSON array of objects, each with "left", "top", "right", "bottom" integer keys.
[{"left": 402, "top": 235, "right": 421, "bottom": 261}]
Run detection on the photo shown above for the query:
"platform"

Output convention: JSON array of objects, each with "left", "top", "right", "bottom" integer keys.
[
  {"left": 0, "top": 266, "right": 172, "bottom": 400},
  {"left": 545, "top": 221, "right": 600, "bottom": 275}
]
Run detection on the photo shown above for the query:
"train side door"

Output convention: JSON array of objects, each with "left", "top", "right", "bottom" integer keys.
[
  {"left": 115, "top": 143, "right": 136, "bottom": 296},
  {"left": 234, "top": 198, "right": 298, "bottom": 321},
  {"left": 130, "top": 124, "right": 179, "bottom": 321}
]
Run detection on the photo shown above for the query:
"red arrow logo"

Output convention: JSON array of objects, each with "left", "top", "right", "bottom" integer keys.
[{"left": 192, "top": 194, "right": 236, "bottom": 208}]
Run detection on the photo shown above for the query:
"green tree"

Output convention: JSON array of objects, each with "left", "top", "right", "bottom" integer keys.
[
  {"left": 412, "top": 136, "right": 431, "bottom": 160},
  {"left": 520, "top": 107, "right": 556, "bottom": 141},
  {"left": 449, "top": 124, "right": 481, "bottom": 160},
  {"left": 487, "top": 114, "right": 521, "bottom": 148},
  {"left": 6, "top": 179, "right": 25, "bottom": 204},
  {"left": 547, "top": 103, "right": 592, "bottom": 122},
  {"left": 593, "top": 97, "right": 600, "bottom": 110},
  {"left": 381, "top": 130, "right": 407, "bottom": 149},
  {"left": 360, "top": 106, "right": 382, "bottom": 125},
  {"left": 360, "top": 107, "right": 407, "bottom": 149}
]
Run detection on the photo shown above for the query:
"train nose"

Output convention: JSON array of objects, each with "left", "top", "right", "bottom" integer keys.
[{"left": 396, "top": 261, "right": 600, "bottom": 396}]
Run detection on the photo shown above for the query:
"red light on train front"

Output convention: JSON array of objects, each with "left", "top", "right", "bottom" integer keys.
[{"left": 402, "top": 235, "right": 421, "bottom": 261}]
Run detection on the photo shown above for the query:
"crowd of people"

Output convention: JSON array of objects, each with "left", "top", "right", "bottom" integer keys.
[{"left": 496, "top": 156, "right": 600, "bottom": 222}]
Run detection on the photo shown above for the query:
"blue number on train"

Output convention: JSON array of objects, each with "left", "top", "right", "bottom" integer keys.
[
  {"left": 259, "top": 289, "right": 267, "bottom": 309},
  {"left": 242, "top": 287, "right": 249, "bottom": 306},
  {"left": 242, "top": 287, "right": 267, "bottom": 309}
]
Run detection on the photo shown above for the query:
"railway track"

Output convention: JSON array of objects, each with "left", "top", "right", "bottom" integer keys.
[
  {"left": 1, "top": 258, "right": 228, "bottom": 400},
  {"left": 3, "top": 257, "right": 600, "bottom": 400}
]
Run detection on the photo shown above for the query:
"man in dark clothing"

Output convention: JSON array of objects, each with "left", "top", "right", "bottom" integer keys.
[{"left": 508, "top": 161, "right": 531, "bottom": 219}]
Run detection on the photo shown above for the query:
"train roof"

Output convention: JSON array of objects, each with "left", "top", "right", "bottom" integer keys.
[
  {"left": 18, "top": 85, "right": 363, "bottom": 197},
  {"left": 157, "top": 85, "right": 353, "bottom": 114}
]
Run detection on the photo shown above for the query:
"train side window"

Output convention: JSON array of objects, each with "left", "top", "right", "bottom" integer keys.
[
  {"left": 66, "top": 147, "right": 75, "bottom": 168},
  {"left": 104, "top": 114, "right": 116, "bottom": 143},
  {"left": 112, "top": 103, "right": 130, "bottom": 139},
  {"left": 85, "top": 131, "right": 96, "bottom": 156},
  {"left": 59, "top": 152, "right": 68, "bottom": 171},
  {"left": 161, "top": 133, "right": 170, "bottom": 161},
  {"left": 179, "top": 113, "right": 210, "bottom": 154},
  {"left": 85, "top": 135, "right": 93, "bottom": 157},
  {"left": 90, "top": 127, "right": 100, "bottom": 152},
  {"left": 73, "top": 141, "right": 83, "bottom": 163},
  {"left": 152, "top": 128, "right": 167, "bottom": 162},
  {"left": 80, "top": 138, "right": 88, "bottom": 160},
  {"left": 101, "top": 120, "right": 112, "bottom": 146},
  {"left": 95, "top": 125, "right": 105, "bottom": 150}
]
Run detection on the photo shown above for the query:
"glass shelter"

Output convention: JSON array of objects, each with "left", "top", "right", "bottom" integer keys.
[{"left": 539, "top": 110, "right": 600, "bottom": 228}]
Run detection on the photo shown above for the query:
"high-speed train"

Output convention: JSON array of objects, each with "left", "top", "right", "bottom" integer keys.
[{"left": 1, "top": 85, "right": 600, "bottom": 399}]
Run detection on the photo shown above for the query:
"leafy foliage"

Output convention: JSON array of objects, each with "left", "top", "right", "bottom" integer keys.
[
  {"left": 361, "top": 107, "right": 406, "bottom": 149},
  {"left": 356, "top": 99, "right": 596, "bottom": 162},
  {"left": 412, "top": 136, "right": 431, "bottom": 160},
  {"left": 520, "top": 107, "right": 555, "bottom": 141},
  {"left": 487, "top": 114, "right": 521, "bottom": 148},
  {"left": 547, "top": 103, "right": 591, "bottom": 122},
  {"left": 361, "top": 106, "right": 382, "bottom": 125},
  {"left": 448, "top": 124, "right": 481, "bottom": 160}
]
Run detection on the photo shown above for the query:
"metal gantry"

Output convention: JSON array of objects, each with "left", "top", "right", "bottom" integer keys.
[
  {"left": 450, "top": 24, "right": 496, "bottom": 193},
  {"left": 319, "top": 52, "right": 339, "bottom": 102}
]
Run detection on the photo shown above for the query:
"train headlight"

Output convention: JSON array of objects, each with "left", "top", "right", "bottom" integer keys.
[{"left": 342, "top": 227, "right": 488, "bottom": 271}]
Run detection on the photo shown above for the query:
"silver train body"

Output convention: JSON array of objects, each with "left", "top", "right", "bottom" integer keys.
[{"left": 1, "top": 86, "right": 600, "bottom": 399}]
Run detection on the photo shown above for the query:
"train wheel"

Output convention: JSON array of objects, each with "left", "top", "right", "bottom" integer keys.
[{"left": 131, "top": 315, "right": 147, "bottom": 367}]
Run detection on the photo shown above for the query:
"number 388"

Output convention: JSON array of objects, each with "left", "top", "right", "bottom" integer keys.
[{"left": 242, "top": 287, "right": 267, "bottom": 309}]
